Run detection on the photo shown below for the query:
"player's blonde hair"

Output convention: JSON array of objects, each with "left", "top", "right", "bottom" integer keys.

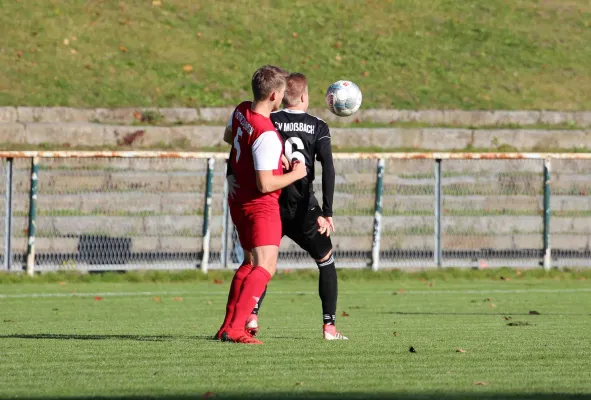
[
  {"left": 251, "top": 65, "right": 289, "bottom": 101},
  {"left": 282, "top": 73, "right": 308, "bottom": 107}
]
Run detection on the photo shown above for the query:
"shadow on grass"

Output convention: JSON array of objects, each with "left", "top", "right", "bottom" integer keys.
[
  {"left": 384, "top": 312, "right": 591, "bottom": 316},
  {"left": 0, "top": 333, "right": 216, "bottom": 342},
  {"left": 18, "top": 393, "right": 591, "bottom": 400}
]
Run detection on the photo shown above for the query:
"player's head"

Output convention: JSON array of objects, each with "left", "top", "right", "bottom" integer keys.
[
  {"left": 282, "top": 73, "right": 309, "bottom": 111},
  {"left": 251, "top": 65, "right": 289, "bottom": 111}
]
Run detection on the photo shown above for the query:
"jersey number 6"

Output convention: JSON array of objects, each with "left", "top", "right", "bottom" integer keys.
[{"left": 284, "top": 137, "right": 306, "bottom": 164}]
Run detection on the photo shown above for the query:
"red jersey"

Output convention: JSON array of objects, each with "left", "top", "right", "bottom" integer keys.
[{"left": 228, "top": 101, "right": 284, "bottom": 205}]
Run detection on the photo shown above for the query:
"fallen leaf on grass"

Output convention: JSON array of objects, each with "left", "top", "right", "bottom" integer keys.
[
  {"left": 507, "top": 321, "right": 534, "bottom": 327},
  {"left": 153, "top": 296, "right": 161, "bottom": 302},
  {"left": 456, "top": 347, "right": 466, "bottom": 353},
  {"left": 409, "top": 346, "right": 416, "bottom": 353},
  {"left": 341, "top": 311, "right": 350, "bottom": 317},
  {"left": 94, "top": 296, "right": 103, "bottom": 301},
  {"left": 173, "top": 297, "right": 183, "bottom": 302},
  {"left": 213, "top": 279, "right": 224, "bottom": 284},
  {"left": 528, "top": 310, "right": 540, "bottom": 315},
  {"left": 473, "top": 381, "right": 489, "bottom": 386}
]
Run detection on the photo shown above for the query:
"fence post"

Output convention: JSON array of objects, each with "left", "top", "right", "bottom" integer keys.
[
  {"left": 543, "top": 157, "right": 551, "bottom": 270},
  {"left": 3, "top": 158, "right": 13, "bottom": 271},
  {"left": 201, "top": 158, "right": 215, "bottom": 273},
  {"left": 26, "top": 157, "right": 39, "bottom": 276},
  {"left": 371, "top": 159, "right": 385, "bottom": 271},
  {"left": 220, "top": 159, "right": 230, "bottom": 269},
  {"left": 434, "top": 159, "right": 442, "bottom": 268}
]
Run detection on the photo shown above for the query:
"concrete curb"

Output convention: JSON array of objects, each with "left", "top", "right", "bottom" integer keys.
[
  {"left": 1, "top": 107, "right": 590, "bottom": 127},
  {"left": 1, "top": 122, "right": 590, "bottom": 150}
]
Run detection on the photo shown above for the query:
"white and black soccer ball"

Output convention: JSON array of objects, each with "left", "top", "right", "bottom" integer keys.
[{"left": 325, "top": 80, "right": 362, "bottom": 117}]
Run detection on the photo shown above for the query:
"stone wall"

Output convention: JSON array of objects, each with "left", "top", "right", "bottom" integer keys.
[{"left": 2, "top": 106, "right": 591, "bottom": 126}]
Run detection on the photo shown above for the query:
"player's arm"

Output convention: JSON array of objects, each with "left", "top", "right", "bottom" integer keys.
[
  {"left": 316, "top": 125, "right": 335, "bottom": 218},
  {"left": 223, "top": 112, "right": 234, "bottom": 144},
  {"left": 225, "top": 149, "right": 239, "bottom": 199},
  {"left": 253, "top": 131, "right": 306, "bottom": 194}
]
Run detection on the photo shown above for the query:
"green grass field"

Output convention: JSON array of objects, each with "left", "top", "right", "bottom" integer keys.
[
  {"left": 1, "top": 0, "right": 590, "bottom": 110},
  {"left": 1, "top": 270, "right": 590, "bottom": 399}
]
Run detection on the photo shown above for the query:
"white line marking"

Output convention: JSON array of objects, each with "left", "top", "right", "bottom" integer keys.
[{"left": 0, "top": 288, "right": 590, "bottom": 299}]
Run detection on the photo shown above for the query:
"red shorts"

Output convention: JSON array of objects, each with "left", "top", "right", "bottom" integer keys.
[{"left": 229, "top": 200, "right": 282, "bottom": 252}]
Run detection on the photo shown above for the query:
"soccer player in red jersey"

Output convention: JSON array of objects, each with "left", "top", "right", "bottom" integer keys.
[{"left": 216, "top": 65, "right": 307, "bottom": 344}]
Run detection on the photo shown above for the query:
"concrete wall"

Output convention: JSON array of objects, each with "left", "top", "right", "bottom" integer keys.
[{"left": 1, "top": 107, "right": 591, "bottom": 150}]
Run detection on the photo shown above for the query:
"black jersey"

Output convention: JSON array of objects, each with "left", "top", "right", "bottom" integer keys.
[{"left": 271, "top": 109, "right": 335, "bottom": 218}]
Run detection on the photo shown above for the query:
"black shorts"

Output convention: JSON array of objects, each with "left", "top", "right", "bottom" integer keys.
[{"left": 282, "top": 205, "right": 333, "bottom": 261}]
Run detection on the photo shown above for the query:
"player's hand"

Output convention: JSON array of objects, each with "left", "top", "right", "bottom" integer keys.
[
  {"left": 317, "top": 216, "right": 334, "bottom": 237},
  {"left": 291, "top": 160, "right": 307, "bottom": 180},
  {"left": 227, "top": 174, "right": 240, "bottom": 199},
  {"left": 326, "top": 217, "right": 336, "bottom": 234},
  {"left": 281, "top": 154, "right": 290, "bottom": 171}
]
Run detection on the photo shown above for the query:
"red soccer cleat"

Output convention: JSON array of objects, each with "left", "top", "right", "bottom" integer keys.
[{"left": 221, "top": 329, "right": 263, "bottom": 345}]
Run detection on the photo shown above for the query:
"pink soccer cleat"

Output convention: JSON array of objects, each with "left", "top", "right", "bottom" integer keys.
[{"left": 323, "top": 324, "right": 348, "bottom": 340}]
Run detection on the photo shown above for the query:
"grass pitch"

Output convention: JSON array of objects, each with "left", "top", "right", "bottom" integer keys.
[{"left": 0, "top": 270, "right": 590, "bottom": 399}]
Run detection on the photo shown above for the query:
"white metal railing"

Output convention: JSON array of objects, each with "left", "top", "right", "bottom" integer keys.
[{"left": 1, "top": 152, "right": 591, "bottom": 273}]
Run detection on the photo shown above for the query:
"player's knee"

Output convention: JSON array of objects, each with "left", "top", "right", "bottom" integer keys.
[
  {"left": 315, "top": 249, "right": 333, "bottom": 264},
  {"left": 253, "top": 245, "right": 279, "bottom": 276},
  {"left": 258, "top": 263, "right": 277, "bottom": 277}
]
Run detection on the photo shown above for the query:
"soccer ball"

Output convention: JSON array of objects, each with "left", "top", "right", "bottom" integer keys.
[{"left": 325, "top": 80, "right": 362, "bottom": 117}]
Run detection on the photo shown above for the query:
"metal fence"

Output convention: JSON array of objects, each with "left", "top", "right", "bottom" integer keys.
[{"left": 1, "top": 151, "right": 590, "bottom": 274}]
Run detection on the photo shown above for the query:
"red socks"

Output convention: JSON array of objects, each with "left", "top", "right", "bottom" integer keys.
[
  {"left": 218, "top": 263, "right": 253, "bottom": 334},
  {"left": 228, "top": 266, "right": 272, "bottom": 331}
]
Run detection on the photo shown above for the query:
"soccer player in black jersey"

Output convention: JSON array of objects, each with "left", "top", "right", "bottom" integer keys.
[{"left": 230, "top": 73, "right": 347, "bottom": 340}]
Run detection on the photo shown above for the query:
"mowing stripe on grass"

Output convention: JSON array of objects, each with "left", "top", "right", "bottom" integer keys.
[{"left": 1, "top": 287, "right": 591, "bottom": 299}]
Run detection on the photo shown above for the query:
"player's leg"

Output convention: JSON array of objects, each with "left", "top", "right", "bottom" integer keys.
[
  {"left": 295, "top": 206, "right": 347, "bottom": 340},
  {"left": 216, "top": 203, "right": 259, "bottom": 342},
  {"left": 221, "top": 205, "right": 281, "bottom": 344},
  {"left": 245, "top": 287, "right": 266, "bottom": 336},
  {"left": 246, "top": 216, "right": 293, "bottom": 335},
  {"left": 216, "top": 250, "right": 253, "bottom": 339},
  {"left": 315, "top": 250, "right": 347, "bottom": 340},
  {"left": 222, "top": 245, "right": 277, "bottom": 344}
]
